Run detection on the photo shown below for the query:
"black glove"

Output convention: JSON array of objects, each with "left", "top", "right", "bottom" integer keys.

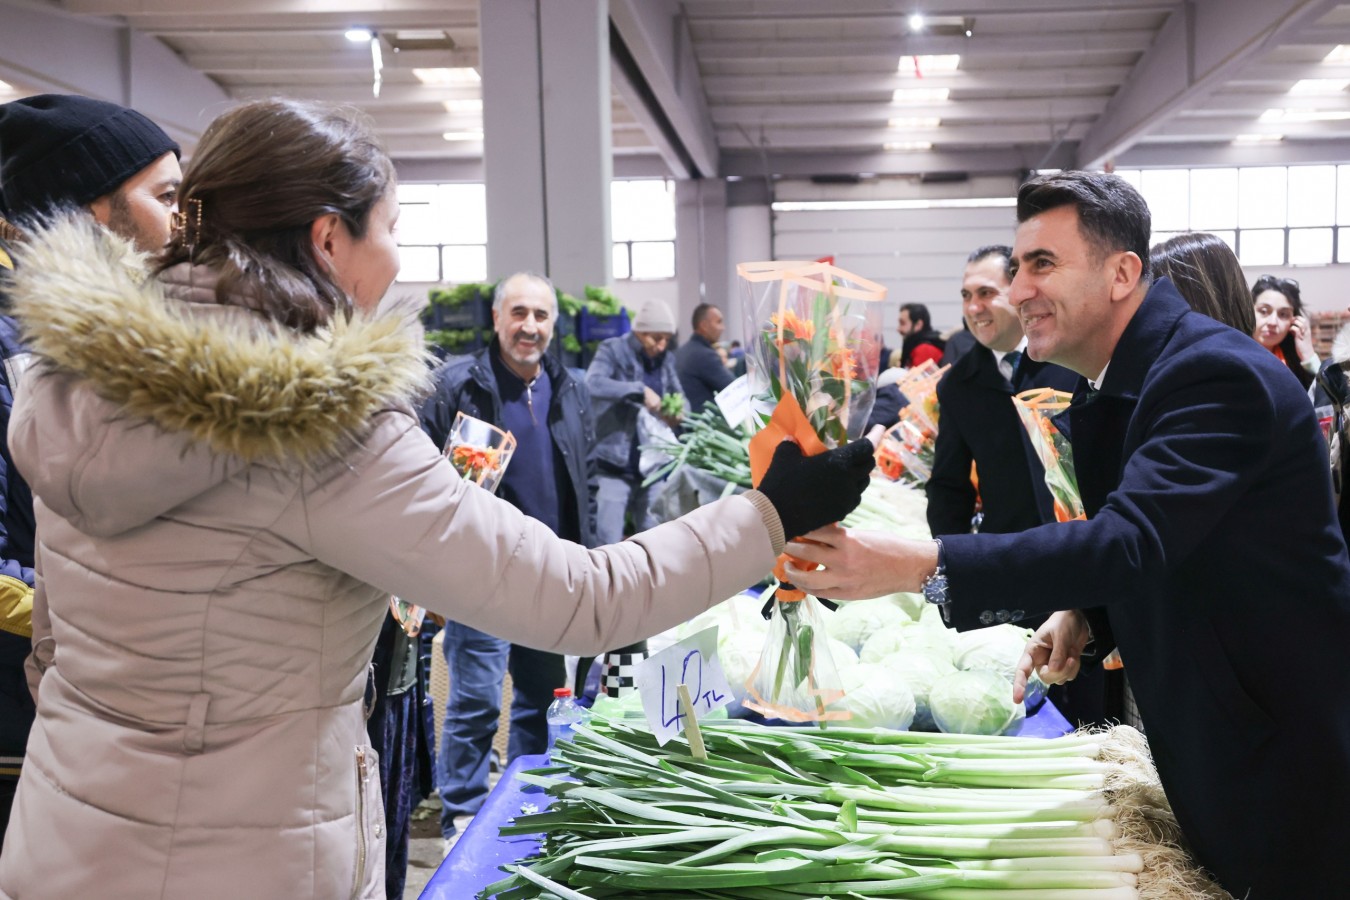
[{"left": 757, "top": 438, "right": 875, "bottom": 542}]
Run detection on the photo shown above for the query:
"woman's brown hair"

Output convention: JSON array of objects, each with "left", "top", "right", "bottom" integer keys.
[
  {"left": 158, "top": 99, "right": 395, "bottom": 332},
  {"left": 1150, "top": 232, "right": 1257, "bottom": 336}
]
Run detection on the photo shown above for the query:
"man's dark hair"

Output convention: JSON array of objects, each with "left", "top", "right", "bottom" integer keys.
[
  {"left": 900, "top": 303, "right": 931, "bottom": 332},
  {"left": 967, "top": 244, "right": 1013, "bottom": 282},
  {"left": 691, "top": 302, "right": 718, "bottom": 330},
  {"left": 1016, "top": 171, "right": 1152, "bottom": 281}
]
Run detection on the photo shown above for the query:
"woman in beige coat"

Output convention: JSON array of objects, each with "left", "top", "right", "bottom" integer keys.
[{"left": 0, "top": 100, "right": 873, "bottom": 899}]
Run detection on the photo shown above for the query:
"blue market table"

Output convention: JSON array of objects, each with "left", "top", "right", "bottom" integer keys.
[{"left": 419, "top": 700, "right": 1073, "bottom": 899}]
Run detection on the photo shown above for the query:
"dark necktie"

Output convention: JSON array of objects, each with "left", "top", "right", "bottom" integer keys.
[{"left": 1002, "top": 349, "right": 1023, "bottom": 385}]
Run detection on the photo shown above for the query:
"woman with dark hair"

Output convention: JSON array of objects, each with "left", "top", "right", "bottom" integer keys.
[
  {"left": 0, "top": 99, "right": 873, "bottom": 899},
  {"left": 1252, "top": 274, "right": 1318, "bottom": 390},
  {"left": 1149, "top": 232, "right": 1256, "bottom": 335}
]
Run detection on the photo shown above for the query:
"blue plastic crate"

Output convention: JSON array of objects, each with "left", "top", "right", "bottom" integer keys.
[{"left": 578, "top": 308, "right": 631, "bottom": 343}]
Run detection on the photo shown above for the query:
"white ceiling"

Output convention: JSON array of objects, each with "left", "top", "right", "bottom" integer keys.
[{"left": 1, "top": 0, "right": 1349, "bottom": 180}]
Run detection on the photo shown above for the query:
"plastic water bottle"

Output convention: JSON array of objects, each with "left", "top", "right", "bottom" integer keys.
[{"left": 546, "top": 687, "right": 586, "bottom": 753}]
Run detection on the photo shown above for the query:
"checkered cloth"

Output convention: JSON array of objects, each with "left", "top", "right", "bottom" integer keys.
[{"left": 600, "top": 650, "right": 649, "bottom": 698}]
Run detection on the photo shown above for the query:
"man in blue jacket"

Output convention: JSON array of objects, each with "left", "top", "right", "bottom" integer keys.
[
  {"left": 0, "top": 94, "right": 180, "bottom": 848},
  {"left": 420, "top": 272, "right": 597, "bottom": 851},
  {"left": 784, "top": 171, "right": 1350, "bottom": 897}
]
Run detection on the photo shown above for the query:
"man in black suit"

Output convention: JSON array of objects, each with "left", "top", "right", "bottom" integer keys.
[
  {"left": 925, "top": 245, "right": 1078, "bottom": 537},
  {"left": 784, "top": 171, "right": 1350, "bottom": 897}
]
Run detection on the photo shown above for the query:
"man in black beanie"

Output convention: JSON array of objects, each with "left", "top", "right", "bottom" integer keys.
[
  {"left": 0, "top": 93, "right": 181, "bottom": 253},
  {"left": 0, "top": 94, "right": 179, "bottom": 851}
]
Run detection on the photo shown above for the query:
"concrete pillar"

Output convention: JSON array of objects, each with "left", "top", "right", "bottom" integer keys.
[{"left": 480, "top": 0, "right": 612, "bottom": 293}]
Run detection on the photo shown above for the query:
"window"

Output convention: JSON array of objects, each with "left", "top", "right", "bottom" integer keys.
[
  {"left": 1115, "top": 164, "right": 1350, "bottom": 267},
  {"left": 611, "top": 179, "right": 677, "bottom": 280},
  {"left": 395, "top": 179, "right": 675, "bottom": 283}
]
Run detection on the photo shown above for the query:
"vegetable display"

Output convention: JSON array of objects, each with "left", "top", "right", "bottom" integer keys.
[
  {"left": 480, "top": 715, "right": 1230, "bottom": 899},
  {"left": 641, "top": 406, "right": 752, "bottom": 489}
]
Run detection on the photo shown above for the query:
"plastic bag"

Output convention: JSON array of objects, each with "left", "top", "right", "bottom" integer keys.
[
  {"left": 743, "top": 585, "right": 850, "bottom": 722},
  {"left": 1011, "top": 388, "right": 1085, "bottom": 522}
]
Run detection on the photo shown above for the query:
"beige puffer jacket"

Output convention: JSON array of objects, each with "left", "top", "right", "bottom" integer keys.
[{"left": 0, "top": 219, "right": 782, "bottom": 899}]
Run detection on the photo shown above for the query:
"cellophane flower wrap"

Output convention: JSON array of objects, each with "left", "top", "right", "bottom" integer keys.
[
  {"left": 1011, "top": 388, "right": 1085, "bottom": 522},
  {"left": 875, "top": 360, "right": 950, "bottom": 485},
  {"left": 737, "top": 260, "right": 885, "bottom": 722},
  {"left": 387, "top": 411, "right": 520, "bottom": 636}
]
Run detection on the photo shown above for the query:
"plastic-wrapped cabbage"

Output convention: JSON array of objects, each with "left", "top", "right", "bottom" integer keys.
[
  {"left": 841, "top": 662, "right": 916, "bottom": 730},
  {"left": 929, "top": 669, "right": 1023, "bottom": 736},
  {"left": 827, "top": 637, "right": 859, "bottom": 671},
  {"left": 825, "top": 597, "right": 912, "bottom": 651},
  {"left": 886, "top": 591, "right": 926, "bottom": 621},
  {"left": 678, "top": 592, "right": 768, "bottom": 642},
  {"left": 874, "top": 649, "right": 955, "bottom": 731},
  {"left": 953, "top": 624, "right": 1033, "bottom": 683},
  {"left": 859, "top": 628, "right": 906, "bottom": 664}
]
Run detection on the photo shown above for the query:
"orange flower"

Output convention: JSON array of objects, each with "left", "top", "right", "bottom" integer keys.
[
  {"left": 826, "top": 347, "right": 858, "bottom": 381},
  {"left": 451, "top": 445, "right": 501, "bottom": 481},
  {"left": 769, "top": 309, "right": 815, "bottom": 345}
]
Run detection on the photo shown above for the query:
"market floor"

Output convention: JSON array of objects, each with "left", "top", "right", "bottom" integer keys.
[{"left": 402, "top": 769, "right": 501, "bottom": 899}]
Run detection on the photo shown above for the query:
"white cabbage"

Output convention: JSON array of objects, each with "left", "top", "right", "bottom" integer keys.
[
  {"left": 826, "top": 638, "right": 860, "bottom": 672},
  {"left": 874, "top": 649, "right": 956, "bottom": 731},
  {"left": 859, "top": 629, "right": 907, "bottom": 664},
  {"left": 841, "top": 662, "right": 917, "bottom": 731},
  {"left": 678, "top": 592, "right": 770, "bottom": 642},
  {"left": 953, "top": 624, "right": 1034, "bottom": 683},
  {"left": 717, "top": 628, "right": 767, "bottom": 698},
  {"left": 929, "top": 670, "right": 1024, "bottom": 736},
  {"left": 825, "top": 598, "right": 912, "bottom": 651}
]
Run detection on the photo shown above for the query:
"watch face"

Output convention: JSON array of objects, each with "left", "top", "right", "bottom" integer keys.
[{"left": 923, "top": 574, "right": 949, "bottom": 606}]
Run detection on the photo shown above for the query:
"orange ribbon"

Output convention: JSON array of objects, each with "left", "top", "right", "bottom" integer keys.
[{"left": 749, "top": 393, "right": 830, "bottom": 602}]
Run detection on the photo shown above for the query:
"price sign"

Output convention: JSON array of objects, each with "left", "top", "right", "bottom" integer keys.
[{"left": 634, "top": 626, "right": 733, "bottom": 746}]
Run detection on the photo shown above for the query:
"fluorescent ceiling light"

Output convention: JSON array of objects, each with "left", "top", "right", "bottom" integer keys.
[
  {"left": 1288, "top": 78, "right": 1349, "bottom": 95},
  {"left": 909, "top": 13, "right": 925, "bottom": 32},
  {"left": 884, "top": 140, "right": 934, "bottom": 151},
  {"left": 1324, "top": 45, "right": 1350, "bottom": 64},
  {"left": 892, "top": 87, "right": 950, "bottom": 105},
  {"left": 443, "top": 99, "right": 483, "bottom": 114},
  {"left": 442, "top": 130, "right": 483, "bottom": 142},
  {"left": 1233, "top": 133, "right": 1283, "bottom": 144},
  {"left": 344, "top": 28, "right": 373, "bottom": 43},
  {"left": 888, "top": 116, "right": 941, "bottom": 129},
  {"left": 898, "top": 54, "right": 961, "bottom": 73},
  {"left": 415, "top": 67, "right": 480, "bottom": 85},
  {"left": 1261, "top": 107, "right": 1350, "bottom": 122},
  {"left": 774, "top": 197, "right": 1016, "bottom": 212}
]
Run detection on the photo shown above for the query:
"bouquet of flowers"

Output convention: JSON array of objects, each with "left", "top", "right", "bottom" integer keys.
[
  {"left": 1011, "top": 387, "right": 1085, "bottom": 522},
  {"left": 873, "top": 360, "right": 950, "bottom": 486},
  {"left": 737, "top": 260, "right": 885, "bottom": 722},
  {"left": 445, "top": 411, "right": 517, "bottom": 492},
  {"left": 388, "top": 412, "right": 520, "bottom": 637}
]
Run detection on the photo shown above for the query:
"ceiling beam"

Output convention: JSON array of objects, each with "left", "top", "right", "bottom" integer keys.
[
  {"left": 1232, "top": 61, "right": 1350, "bottom": 84},
  {"left": 184, "top": 48, "right": 474, "bottom": 76},
  {"left": 1116, "top": 137, "right": 1350, "bottom": 167},
  {"left": 1075, "top": 0, "right": 1341, "bottom": 168},
  {"left": 610, "top": 0, "right": 720, "bottom": 177},
  {"left": 684, "top": 0, "right": 1177, "bottom": 17},
  {"left": 695, "top": 31, "right": 1156, "bottom": 61},
  {"left": 0, "top": 0, "right": 228, "bottom": 146},
  {"left": 227, "top": 82, "right": 480, "bottom": 105},
  {"left": 719, "top": 122, "right": 1092, "bottom": 149},
  {"left": 702, "top": 67, "right": 1135, "bottom": 98},
  {"left": 1140, "top": 116, "right": 1350, "bottom": 140},
  {"left": 129, "top": 10, "right": 474, "bottom": 32},
  {"left": 62, "top": 0, "right": 472, "bottom": 14},
  {"left": 719, "top": 144, "right": 1080, "bottom": 179},
  {"left": 710, "top": 97, "right": 1108, "bottom": 127},
  {"left": 391, "top": 153, "right": 672, "bottom": 183}
]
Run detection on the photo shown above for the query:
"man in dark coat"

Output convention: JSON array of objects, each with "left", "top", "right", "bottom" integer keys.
[
  {"left": 675, "top": 302, "right": 734, "bottom": 415},
  {"left": 784, "top": 171, "right": 1350, "bottom": 897},
  {"left": 420, "top": 272, "right": 598, "bottom": 853},
  {"left": 926, "top": 244, "right": 1078, "bottom": 537},
  {"left": 897, "top": 302, "right": 945, "bottom": 368}
]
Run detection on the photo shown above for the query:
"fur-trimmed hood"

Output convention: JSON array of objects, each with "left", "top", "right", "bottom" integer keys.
[
  {"left": 7, "top": 215, "right": 433, "bottom": 463},
  {"left": 4, "top": 215, "right": 433, "bottom": 536},
  {"left": 1333, "top": 320, "right": 1350, "bottom": 365}
]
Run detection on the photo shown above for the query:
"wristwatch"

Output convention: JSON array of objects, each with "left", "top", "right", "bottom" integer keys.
[{"left": 920, "top": 538, "right": 950, "bottom": 621}]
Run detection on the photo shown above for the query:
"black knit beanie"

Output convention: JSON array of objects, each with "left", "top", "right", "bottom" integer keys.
[{"left": 0, "top": 94, "right": 180, "bottom": 221}]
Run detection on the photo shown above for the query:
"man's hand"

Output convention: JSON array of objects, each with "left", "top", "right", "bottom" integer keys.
[
  {"left": 642, "top": 386, "right": 662, "bottom": 413},
  {"left": 781, "top": 525, "right": 936, "bottom": 600},
  {"left": 1013, "top": 609, "right": 1090, "bottom": 704}
]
